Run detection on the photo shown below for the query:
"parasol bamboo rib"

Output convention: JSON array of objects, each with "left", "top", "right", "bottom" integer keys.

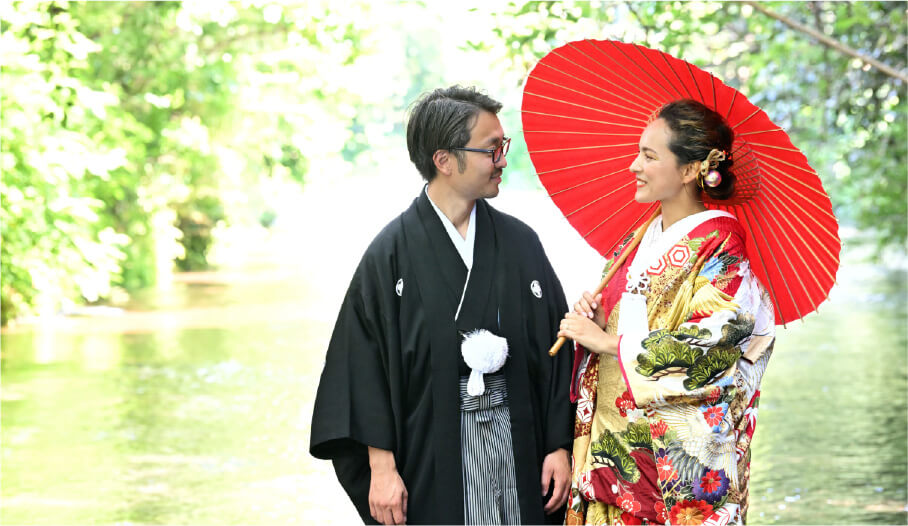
[
  {"left": 549, "top": 207, "right": 661, "bottom": 356},
  {"left": 638, "top": 43, "right": 691, "bottom": 101},
  {"left": 729, "top": 150, "right": 761, "bottom": 172},
  {"left": 730, "top": 107, "right": 763, "bottom": 129},
  {"left": 551, "top": 167, "right": 631, "bottom": 196},
  {"left": 568, "top": 180, "right": 634, "bottom": 218},
  {"left": 524, "top": 130, "right": 641, "bottom": 136},
  {"left": 744, "top": 201, "right": 803, "bottom": 322},
  {"left": 557, "top": 44, "right": 663, "bottom": 112},
  {"left": 746, "top": 142, "right": 803, "bottom": 152},
  {"left": 535, "top": 60, "right": 654, "bottom": 115},
  {"left": 532, "top": 143, "right": 637, "bottom": 154},
  {"left": 759, "top": 179, "right": 841, "bottom": 268},
  {"left": 759, "top": 151, "right": 828, "bottom": 178},
  {"left": 524, "top": 88, "right": 650, "bottom": 121},
  {"left": 737, "top": 128, "right": 786, "bottom": 136},
  {"left": 522, "top": 109, "right": 643, "bottom": 129},
  {"left": 584, "top": 41, "right": 674, "bottom": 104},
  {"left": 738, "top": 204, "right": 787, "bottom": 327},
  {"left": 650, "top": 49, "right": 693, "bottom": 101},
  {"left": 709, "top": 72, "right": 718, "bottom": 111},
  {"left": 582, "top": 196, "right": 633, "bottom": 239},
  {"left": 723, "top": 90, "right": 738, "bottom": 121},
  {"left": 729, "top": 151, "right": 760, "bottom": 168},
  {"left": 562, "top": 42, "right": 670, "bottom": 110},
  {"left": 684, "top": 62, "right": 707, "bottom": 104},
  {"left": 750, "top": 201, "right": 816, "bottom": 311},
  {"left": 534, "top": 154, "right": 636, "bottom": 176},
  {"left": 594, "top": 40, "right": 682, "bottom": 102},
  {"left": 759, "top": 172, "right": 840, "bottom": 241},
  {"left": 760, "top": 161, "right": 838, "bottom": 209},
  {"left": 752, "top": 200, "right": 827, "bottom": 305}
]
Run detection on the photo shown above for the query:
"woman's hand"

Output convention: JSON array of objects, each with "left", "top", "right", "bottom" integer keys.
[
  {"left": 558, "top": 312, "right": 618, "bottom": 356},
  {"left": 573, "top": 291, "right": 606, "bottom": 329}
]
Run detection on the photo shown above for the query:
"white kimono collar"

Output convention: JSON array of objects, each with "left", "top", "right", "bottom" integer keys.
[{"left": 424, "top": 186, "right": 476, "bottom": 271}]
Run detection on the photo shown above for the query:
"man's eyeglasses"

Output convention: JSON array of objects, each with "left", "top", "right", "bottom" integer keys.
[{"left": 450, "top": 137, "right": 511, "bottom": 163}]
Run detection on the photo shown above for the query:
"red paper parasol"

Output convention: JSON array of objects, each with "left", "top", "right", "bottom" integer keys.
[{"left": 522, "top": 39, "right": 840, "bottom": 326}]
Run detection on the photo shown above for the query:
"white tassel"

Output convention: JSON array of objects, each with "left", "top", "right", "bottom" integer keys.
[{"left": 460, "top": 329, "right": 509, "bottom": 396}]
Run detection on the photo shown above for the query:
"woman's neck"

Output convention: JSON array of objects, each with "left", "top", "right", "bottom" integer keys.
[{"left": 660, "top": 193, "right": 707, "bottom": 230}]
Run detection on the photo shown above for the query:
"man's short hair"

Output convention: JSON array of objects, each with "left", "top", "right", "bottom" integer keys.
[{"left": 406, "top": 86, "right": 503, "bottom": 182}]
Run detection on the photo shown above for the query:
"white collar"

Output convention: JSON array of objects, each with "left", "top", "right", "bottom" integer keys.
[
  {"left": 425, "top": 186, "right": 476, "bottom": 270},
  {"left": 629, "top": 209, "right": 734, "bottom": 278}
]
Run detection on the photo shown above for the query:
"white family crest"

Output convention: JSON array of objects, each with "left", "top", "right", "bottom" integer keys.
[
  {"left": 395, "top": 278, "right": 404, "bottom": 297},
  {"left": 530, "top": 280, "right": 542, "bottom": 298}
]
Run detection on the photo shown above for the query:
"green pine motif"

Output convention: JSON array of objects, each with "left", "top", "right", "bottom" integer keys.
[
  {"left": 623, "top": 420, "right": 653, "bottom": 449},
  {"left": 590, "top": 430, "right": 641, "bottom": 483},
  {"left": 636, "top": 328, "right": 706, "bottom": 377},
  {"left": 672, "top": 325, "right": 715, "bottom": 346},
  {"left": 717, "top": 313, "right": 756, "bottom": 347},
  {"left": 684, "top": 345, "right": 742, "bottom": 390},
  {"left": 687, "top": 230, "right": 720, "bottom": 254}
]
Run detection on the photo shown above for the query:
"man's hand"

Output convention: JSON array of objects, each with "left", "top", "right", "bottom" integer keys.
[
  {"left": 540, "top": 447, "right": 571, "bottom": 515},
  {"left": 368, "top": 447, "right": 408, "bottom": 525}
]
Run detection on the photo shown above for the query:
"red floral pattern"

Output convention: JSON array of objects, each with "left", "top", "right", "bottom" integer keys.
[
  {"left": 669, "top": 499, "right": 714, "bottom": 525},
  {"left": 615, "top": 390, "right": 636, "bottom": 418},
  {"left": 703, "top": 405, "right": 725, "bottom": 427},
  {"left": 706, "top": 387, "right": 722, "bottom": 404},
  {"left": 654, "top": 500, "right": 669, "bottom": 523},
  {"left": 699, "top": 470, "right": 723, "bottom": 493},
  {"left": 656, "top": 456, "right": 678, "bottom": 482},
  {"left": 649, "top": 419, "right": 668, "bottom": 439},
  {"left": 618, "top": 492, "right": 642, "bottom": 514}
]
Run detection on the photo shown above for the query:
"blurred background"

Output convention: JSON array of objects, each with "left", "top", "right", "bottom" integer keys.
[{"left": 1, "top": 1, "right": 905, "bottom": 524}]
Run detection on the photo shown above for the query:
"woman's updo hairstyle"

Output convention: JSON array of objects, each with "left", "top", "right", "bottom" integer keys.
[{"left": 657, "top": 99, "right": 735, "bottom": 201}]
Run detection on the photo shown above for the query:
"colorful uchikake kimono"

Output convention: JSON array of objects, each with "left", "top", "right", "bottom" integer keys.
[{"left": 567, "top": 211, "right": 775, "bottom": 526}]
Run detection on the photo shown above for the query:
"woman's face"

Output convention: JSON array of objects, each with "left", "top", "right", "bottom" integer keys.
[{"left": 628, "top": 118, "right": 693, "bottom": 204}]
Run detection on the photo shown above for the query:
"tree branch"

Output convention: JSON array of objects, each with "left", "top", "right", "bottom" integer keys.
[
  {"left": 624, "top": 1, "right": 656, "bottom": 41},
  {"left": 743, "top": 1, "right": 908, "bottom": 82}
]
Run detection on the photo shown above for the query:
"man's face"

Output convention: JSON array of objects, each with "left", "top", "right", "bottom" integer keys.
[{"left": 450, "top": 111, "right": 508, "bottom": 200}]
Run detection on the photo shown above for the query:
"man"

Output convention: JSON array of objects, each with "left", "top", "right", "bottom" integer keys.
[{"left": 310, "top": 86, "right": 573, "bottom": 525}]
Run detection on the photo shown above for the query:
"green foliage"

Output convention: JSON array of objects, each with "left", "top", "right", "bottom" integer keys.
[
  {"left": 1, "top": 1, "right": 379, "bottom": 322},
  {"left": 174, "top": 194, "right": 225, "bottom": 272},
  {"left": 3, "top": 1, "right": 903, "bottom": 325},
  {"left": 590, "top": 429, "right": 641, "bottom": 483},
  {"left": 483, "top": 1, "right": 907, "bottom": 257},
  {"left": 636, "top": 326, "right": 708, "bottom": 376},
  {"left": 623, "top": 420, "right": 653, "bottom": 449},
  {"left": 716, "top": 312, "right": 756, "bottom": 347},
  {"left": 684, "top": 345, "right": 741, "bottom": 390},
  {"left": 1, "top": 2, "right": 130, "bottom": 321}
]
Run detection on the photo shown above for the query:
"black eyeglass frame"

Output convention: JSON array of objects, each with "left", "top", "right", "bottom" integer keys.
[{"left": 449, "top": 137, "right": 511, "bottom": 163}]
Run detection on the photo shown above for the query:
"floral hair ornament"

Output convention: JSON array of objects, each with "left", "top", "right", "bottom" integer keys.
[{"left": 698, "top": 149, "right": 727, "bottom": 189}]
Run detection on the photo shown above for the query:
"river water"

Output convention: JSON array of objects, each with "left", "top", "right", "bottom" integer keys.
[{"left": 2, "top": 181, "right": 906, "bottom": 524}]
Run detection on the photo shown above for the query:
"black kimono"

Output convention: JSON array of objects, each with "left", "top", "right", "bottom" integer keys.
[{"left": 310, "top": 190, "right": 574, "bottom": 524}]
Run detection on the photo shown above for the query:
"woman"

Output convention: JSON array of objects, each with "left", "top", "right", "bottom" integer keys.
[{"left": 557, "top": 100, "right": 775, "bottom": 525}]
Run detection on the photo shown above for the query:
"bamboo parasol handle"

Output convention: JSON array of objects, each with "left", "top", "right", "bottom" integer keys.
[{"left": 548, "top": 208, "right": 661, "bottom": 356}]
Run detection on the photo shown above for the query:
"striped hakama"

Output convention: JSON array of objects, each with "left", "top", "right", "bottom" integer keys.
[{"left": 459, "top": 375, "right": 521, "bottom": 525}]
